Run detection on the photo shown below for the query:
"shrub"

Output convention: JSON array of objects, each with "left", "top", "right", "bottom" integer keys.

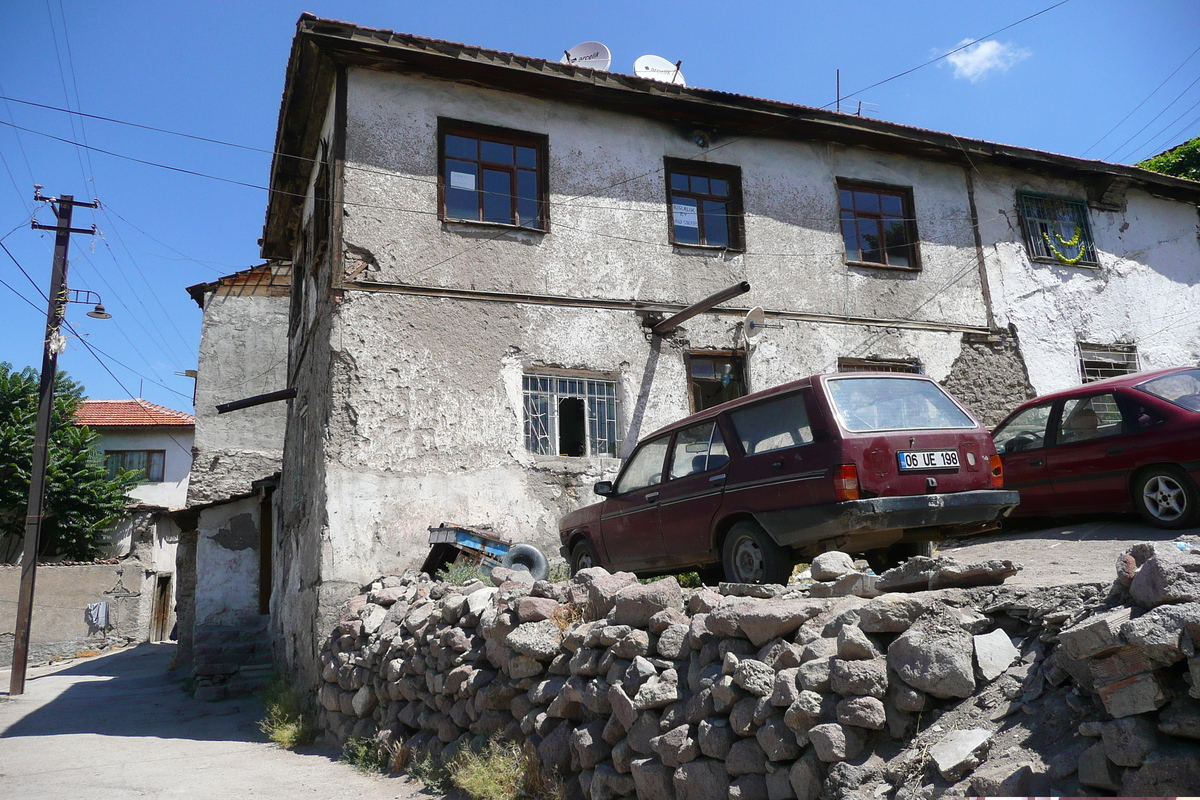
[
  {"left": 450, "top": 738, "right": 565, "bottom": 800},
  {"left": 259, "top": 675, "right": 316, "bottom": 750},
  {"left": 399, "top": 746, "right": 454, "bottom": 792},
  {"left": 341, "top": 736, "right": 391, "bottom": 774},
  {"left": 435, "top": 559, "right": 489, "bottom": 586}
]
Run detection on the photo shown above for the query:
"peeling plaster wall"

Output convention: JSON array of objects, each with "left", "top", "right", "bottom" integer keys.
[
  {"left": 189, "top": 292, "right": 289, "bottom": 504},
  {"left": 195, "top": 498, "right": 260, "bottom": 627},
  {"left": 976, "top": 169, "right": 1200, "bottom": 395}
]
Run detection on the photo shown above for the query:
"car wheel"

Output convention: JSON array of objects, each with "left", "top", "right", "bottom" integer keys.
[
  {"left": 722, "top": 521, "right": 791, "bottom": 585},
  {"left": 570, "top": 539, "right": 600, "bottom": 576},
  {"left": 1134, "top": 466, "right": 1199, "bottom": 529}
]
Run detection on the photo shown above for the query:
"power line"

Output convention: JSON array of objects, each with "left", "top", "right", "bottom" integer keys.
[
  {"left": 1125, "top": 101, "right": 1200, "bottom": 164},
  {"left": 1081, "top": 44, "right": 1200, "bottom": 157},
  {"left": 1105, "top": 74, "right": 1200, "bottom": 162}
]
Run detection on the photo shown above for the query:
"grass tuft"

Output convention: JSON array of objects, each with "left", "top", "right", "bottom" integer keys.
[
  {"left": 259, "top": 675, "right": 317, "bottom": 750},
  {"left": 341, "top": 736, "right": 391, "bottom": 774},
  {"left": 399, "top": 745, "right": 454, "bottom": 792},
  {"left": 435, "top": 559, "right": 490, "bottom": 586},
  {"left": 450, "top": 738, "right": 565, "bottom": 800}
]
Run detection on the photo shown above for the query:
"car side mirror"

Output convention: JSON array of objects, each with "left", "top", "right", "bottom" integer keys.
[{"left": 593, "top": 480, "right": 614, "bottom": 497}]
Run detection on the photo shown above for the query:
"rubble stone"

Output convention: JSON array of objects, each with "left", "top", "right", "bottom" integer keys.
[
  {"left": 835, "top": 696, "right": 885, "bottom": 730},
  {"left": 674, "top": 759, "right": 730, "bottom": 800},
  {"left": 929, "top": 728, "right": 991, "bottom": 782},
  {"left": 613, "top": 578, "right": 683, "bottom": 627},
  {"left": 887, "top": 611, "right": 976, "bottom": 698},
  {"left": 811, "top": 552, "right": 855, "bottom": 581},
  {"left": 808, "top": 723, "right": 864, "bottom": 762},
  {"left": 630, "top": 757, "right": 675, "bottom": 800},
  {"left": 973, "top": 629, "right": 1019, "bottom": 681},
  {"left": 1078, "top": 742, "right": 1122, "bottom": 791},
  {"left": 1130, "top": 544, "right": 1200, "bottom": 608},
  {"left": 1101, "top": 715, "right": 1158, "bottom": 767}
]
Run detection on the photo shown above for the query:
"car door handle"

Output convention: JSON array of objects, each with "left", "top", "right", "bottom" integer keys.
[
  {"left": 1029, "top": 458, "right": 1044, "bottom": 467},
  {"left": 1107, "top": 447, "right": 1123, "bottom": 457},
  {"left": 772, "top": 459, "right": 785, "bottom": 471},
  {"left": 709, "top": 474, "right": 727, "bottom": 485},
  {"left": 644, "top": 491, "right": 660, "bottom": 503}
]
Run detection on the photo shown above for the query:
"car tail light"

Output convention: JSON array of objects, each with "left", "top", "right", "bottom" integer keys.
[
  {"left": 989, "top": 454, "right": 1004, "bottom": 488},
  {"left": 834, "top": 464, "right": 860, "bottom": 501}
]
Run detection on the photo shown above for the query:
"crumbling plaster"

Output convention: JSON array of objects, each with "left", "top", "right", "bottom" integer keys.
[
  {"left": 976, "top": 169, "right": 1200, "bottom": 395},
  {"left": 189, "top": 293, "right": 289, "bottom": 504},
  {"left": 195, "top": 499, "right": 260, "bottom": 628},
  {"left": 340, "top": 69, "right": 987, "bottom": 329}
]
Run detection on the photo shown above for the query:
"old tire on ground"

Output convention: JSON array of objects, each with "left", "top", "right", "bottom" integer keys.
[
  {"left": 722, "top": 520, "right": 791, "bottom": 585},
  {"left": 1133, "top": 465, "right": 1199, "bottom": 529},
  {"left": 569, "top": 539, "right": 600, "bottom": 576},
  {"left": 502, "top": 543, "right": 550, "bottom": 581}
]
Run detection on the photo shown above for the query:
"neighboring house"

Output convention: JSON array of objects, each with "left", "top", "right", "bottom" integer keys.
[
  {"left": 171, "top": 262, "right": 290, "bottom": 698},
  {"left": 258, "top": 16, "right": 1200, "bottom": 682},
  {"left": 76, "top": 399, "right": 194, "bottom": 510}
]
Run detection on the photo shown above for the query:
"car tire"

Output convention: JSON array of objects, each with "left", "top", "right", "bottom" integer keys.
[
  {"left": 722, "top": 520, "right": 791, "bottom": 585},
  {"left": 1133, "top": 466, "right": 1199, "bottom": 530},
  {"left": 569, "top": 539, "right": 601, "bottom": 576},
  {"left": 502, "top": 543, "right": 550, "bottom": 581}
]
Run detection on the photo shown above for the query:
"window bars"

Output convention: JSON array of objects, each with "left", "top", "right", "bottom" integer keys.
[
  {"left": 522, "top": 375, "right": 619, "bottom": 457},
  {"left": 1018, "top": 194, "right": 1097, "bottom": 267},
  {"left": 1078, "top": 343, "right": 1139, "bottom": 383}
]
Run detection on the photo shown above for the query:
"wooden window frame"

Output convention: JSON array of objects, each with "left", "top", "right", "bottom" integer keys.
[
  {"left": 664, "top": 158, "right": 745, "bottom": 251},
  {"left": 837, "top": 179, "right": 921, "bottom": 271},
  {"left": 437, "top": 118, "right": 550, "bottom": 232},
  {"left": 1017, "top": 192, "right": 1098, "bottom": 268},
  {"left": 685, "top": 350, "right": 748, "bottom": 413},
  {"left": 104, "top": 449, "right": 167, "bottom": 483}
]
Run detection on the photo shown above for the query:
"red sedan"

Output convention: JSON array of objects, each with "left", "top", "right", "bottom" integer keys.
[{"left": 992, "top": 366, "right": 1200, "bottom": 528}]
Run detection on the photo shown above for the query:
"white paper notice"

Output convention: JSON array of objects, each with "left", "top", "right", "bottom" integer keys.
[
  {"left": 450, "top": 171, "right": 476, "bottom": 190},
  {"left": 672, "top": 203, "right": 698, "bottom": 228}
]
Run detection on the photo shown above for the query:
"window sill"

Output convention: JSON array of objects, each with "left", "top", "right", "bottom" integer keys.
[
  {"left": 1029, "top": 256, "right": 1098, "bottom": 269},
  {"left": 671, "top": 242, "right": 744, "bottom": 254},
  {"left": 442, "top": 217, "right": 547, "bottom": 235},
  {"left": 843, "top": 259, "right": 921, "bottom": 272}
]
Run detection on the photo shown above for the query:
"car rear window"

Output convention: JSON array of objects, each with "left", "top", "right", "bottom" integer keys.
[
  {"left": 730, "top": 392, "right": 814, "bottom": 455},
  {"left": 827, "top": 377, "right": 976, "bottom": 432},
  {"left": 1138, "top": 369, "right": 1200, "bottom": 411}
]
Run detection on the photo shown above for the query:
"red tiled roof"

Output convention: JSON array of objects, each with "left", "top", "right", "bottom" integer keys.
[{"left": 75, "top": 399, "right": 195, "bottom": 428}]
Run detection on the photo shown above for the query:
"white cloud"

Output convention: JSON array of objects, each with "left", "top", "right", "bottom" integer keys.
[{"left": 943, "top": 39, "right": 1031, "bottom": 83}]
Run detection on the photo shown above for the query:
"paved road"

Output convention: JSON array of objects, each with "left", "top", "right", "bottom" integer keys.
[
  {"left": 940, "top": 512, "right": 1198, "bottom": 585},
  {"left": 0, "top": 644, "right": 432, "bottom": 800}
]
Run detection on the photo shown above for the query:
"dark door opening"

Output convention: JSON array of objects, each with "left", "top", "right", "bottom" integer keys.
[{"left": 558, "top": 397, "right": 586, "bottom": 457}]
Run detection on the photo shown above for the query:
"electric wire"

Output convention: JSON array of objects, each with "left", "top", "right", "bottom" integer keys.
[
  {"left": 1124, "top": 101, "right": 1200, "bottom": 164},
  {"left": 42, "top": 0, "right": 91, "bottom": 199},
  {"left": 1081, "top": 43, "right": 1200, "bottom": 157},
  {"left": 1137, "top": 111, "right": 1200, "bottom": 162},
  {"left": 1105, "top": 74, "right": 1200, "bottom": 162}
]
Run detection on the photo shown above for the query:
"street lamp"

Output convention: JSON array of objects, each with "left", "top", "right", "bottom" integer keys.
[{"left": 69, "top": 289, "right": 112, "bottom": 320}]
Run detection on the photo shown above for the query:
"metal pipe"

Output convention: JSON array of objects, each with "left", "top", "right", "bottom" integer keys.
[
  {"left": 216, "top": 387, "right": 297, "bottom": 414},
  {"left": 650, "top": 280, "right": 751, "bottom": 335}
]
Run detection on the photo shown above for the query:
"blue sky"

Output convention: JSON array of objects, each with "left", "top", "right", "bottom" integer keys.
[{"left": 1, "top": 0, "right": 1197, "bottom": 412}]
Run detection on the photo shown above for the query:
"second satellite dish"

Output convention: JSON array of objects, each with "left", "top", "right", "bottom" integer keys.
[
  {"left": 561, "top": 42, "right": 611, "bottom": 71},
  {"left": 634, "top": 55, "right": 686, "bottom": 86}
]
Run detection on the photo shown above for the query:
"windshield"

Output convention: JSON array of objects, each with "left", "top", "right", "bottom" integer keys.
[
  {"left": 827, "top": 377, "right": 976, "bottom": 433},
  {"left": 1137, "top": 369, "right": 1200, "bottom": 412}
]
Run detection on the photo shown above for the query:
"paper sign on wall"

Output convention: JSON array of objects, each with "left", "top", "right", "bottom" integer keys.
[
  {"left": 672, "top": 203, "right": 698, "bottom": 228},
  {"left": 450, "top": 171, "right": 477, "bottom": 191}
]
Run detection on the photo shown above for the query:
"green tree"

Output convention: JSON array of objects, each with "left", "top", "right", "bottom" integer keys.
[
  {"left": 1137, "top": 136, "right": 1200, "bottom": 182},
  {"left": 0, "top": 363, "right": 135, "bottom": 561}
]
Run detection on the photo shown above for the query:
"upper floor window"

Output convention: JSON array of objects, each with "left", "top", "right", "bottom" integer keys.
[
  {"left": 838, "top": 182, "right": 919, "bottom": 269},
  {"left": 105, "top": 450, "right": 165, "bottom": 483},
  {"left": 523, "top": 374, "right": 619, "bottom": 458},
  {"left": 665, "top": 158, "right": 744, "bottom": 250},
  {"left": 1079, "top": 342, "right": 1139, "bottom": 383},
  {"left": 439, "top": 120, "right": 548, "bottom": 230},
  {"left": 1017, "top": 193, "right": 1097, "bottom": 267}
]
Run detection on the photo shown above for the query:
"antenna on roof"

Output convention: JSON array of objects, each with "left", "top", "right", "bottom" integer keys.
[
  {"left": 634, "top": 55, "right": 685, "bottom": 86},
  {"left": 561, "top": 42, "right": 612, "bottom": 71}
]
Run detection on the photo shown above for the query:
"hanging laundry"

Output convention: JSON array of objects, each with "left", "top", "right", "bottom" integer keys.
[{"left": 85, "top": 602, "right": 109, "bottom": 630}]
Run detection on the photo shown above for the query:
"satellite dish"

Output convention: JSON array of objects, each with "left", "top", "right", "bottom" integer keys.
[
  {"left": 561, "top": 42, "right": 612, "bottom": 71},
  {"left": 634, "top": 55, "right": 685, "bottom": 86},
  {"left": 743, "top": 307, "right": 766, "bottom": 343}
]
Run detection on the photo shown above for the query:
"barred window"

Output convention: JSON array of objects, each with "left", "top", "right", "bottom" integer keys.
[
  {"left": 523, "top": 375, "right": 619, "bottom": 457},
  {"left": 1079, "top": 343, "right": 1139, "bottom": 383},
  {"left": 837, "top": 357, "right": 922, "bottom": 374},
  {"left": 1017, "top": 193, "right": 1097, "bottom": 267}
]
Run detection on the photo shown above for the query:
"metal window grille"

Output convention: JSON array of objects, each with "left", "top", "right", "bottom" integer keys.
[
  {"left": 1018, "top": 194, "right": 1097, "bottom": 266},
  {"left": 1078, "top": 343, "right": 1140, "bottom": 383},
  {"left": 837, "top": 357, "right": 923, "bottom": 374},
  {"left": 523, "top": 375, "right": 619, "bottom": 457}
]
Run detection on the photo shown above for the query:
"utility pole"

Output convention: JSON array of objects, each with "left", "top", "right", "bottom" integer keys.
[{"left": 9, "top": 189, "right": 98, "bottom": 696}]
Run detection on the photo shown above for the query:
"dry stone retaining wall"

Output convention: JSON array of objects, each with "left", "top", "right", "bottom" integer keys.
[{"left": 314, "top": 541, "right": 1200, "bottom": 799}]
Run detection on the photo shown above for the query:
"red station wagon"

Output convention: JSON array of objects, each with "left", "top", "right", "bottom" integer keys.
[
  {"left": 559, "top": 373, "right": 1019, "bottom": 584},
  {"left": 993, "top": 366, "right": 1200, "bottom": 529}
]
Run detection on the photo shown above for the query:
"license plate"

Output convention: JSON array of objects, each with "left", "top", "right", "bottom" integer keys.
[{"left": 897, "top": 449, "right": 960, "bottom": 470}]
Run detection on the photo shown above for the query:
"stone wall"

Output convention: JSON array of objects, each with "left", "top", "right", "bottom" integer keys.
[
  {"left": 940, "top": 331, "right": 1036, "bottom": 428},
  {"left": 313, "top": 541, "right": 1200, "bottom": 798}
]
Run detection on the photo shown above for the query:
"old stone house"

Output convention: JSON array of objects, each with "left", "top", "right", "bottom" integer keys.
[{"left": 258, "top": 15, "right": 1200, "bottom": 679}]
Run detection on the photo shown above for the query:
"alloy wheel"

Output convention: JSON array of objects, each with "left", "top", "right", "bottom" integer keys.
[{"left": 1142, "top": 474, "right": 1187, "bottom": 522}]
